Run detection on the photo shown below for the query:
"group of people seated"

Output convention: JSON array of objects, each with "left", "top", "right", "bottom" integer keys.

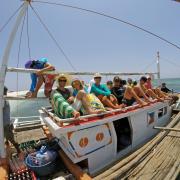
[{"left": 25, "top": 58, "right": 175, "bottom": 119}]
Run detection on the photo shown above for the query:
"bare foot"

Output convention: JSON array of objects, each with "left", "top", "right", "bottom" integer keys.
[
  {"left": 119, "top": 104, "right": 126, "bottom": 108},
  {"left": 105, "top": 107, "right": 113, "bottom": 111},
  {"left": 139, "top": 101, "right": 148, "bottom": 107},
  {"left": 158, "top": 98, "right": 164, "bottom": 102},
  {"left": 72, "top": 111, "right": 80, "bottom": 118},
  {"left": 30, "top": 92, "right": 37, "bottom": 98}
]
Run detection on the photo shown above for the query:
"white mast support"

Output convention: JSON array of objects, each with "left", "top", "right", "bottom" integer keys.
[
  {"left": 7, "top": 67, "right": 158, "bottom": 76},
  {"left": 0, "top": 2, "right": 28, "bottom": 158},
  {"left": 157, "top": 51, "right": 161, "bottom": 86}
]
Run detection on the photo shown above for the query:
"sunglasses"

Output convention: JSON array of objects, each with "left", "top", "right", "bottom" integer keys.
[
  {"left": 94, "top": 77, "right": 101, "bottom": 79},
  {"left": 59, "top": 79, "right": 67, "bottom": 82}
]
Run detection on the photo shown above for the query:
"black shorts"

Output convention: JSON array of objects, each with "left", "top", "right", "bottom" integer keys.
[{"left": 122, "top": 98, "right": 136, "bottom": 106}]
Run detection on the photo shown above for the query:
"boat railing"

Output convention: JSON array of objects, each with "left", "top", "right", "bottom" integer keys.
[{"left": 41, "top": 104, "right": 141, "bottom": 124}]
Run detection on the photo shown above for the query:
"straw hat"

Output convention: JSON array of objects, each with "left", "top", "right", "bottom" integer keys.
[
  {"left": 56, "top": 73, "right": 71, "bottom": 86},
  {"left": 93, "top": 73, "right": 102, "bottom": 78}
]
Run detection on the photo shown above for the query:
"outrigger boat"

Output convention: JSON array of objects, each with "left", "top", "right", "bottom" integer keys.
[{"left": 0, "top": 1, "right": 180, "bottom": 179}]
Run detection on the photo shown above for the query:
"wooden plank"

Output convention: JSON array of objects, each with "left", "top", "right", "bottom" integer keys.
[
  {"left": 7, "top": 67, "right": 157, "bottom": 76},
  {"left": 59, "top": 150, "right": 92, "bottom": 180},
  {"left": 153, "top": 126, "right": 180, "bottom": 132},
  {"left": 95, "top": 112, "right": 180, "bottom": 180}
]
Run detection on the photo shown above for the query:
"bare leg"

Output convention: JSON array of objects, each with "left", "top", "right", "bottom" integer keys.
[
  {"left": 133, "top": 86, "right": 151, "bottom": 103},
  {"left": 124, "top": 87, "right": 148, "bottom": 106},
  {"left": 109, "top": 94, "right": 118, "bottom": 105},
  {"left": 146, "top": 89, "right": 164, "bottom": 102},
  {"left": 153, "top": 88, "right": 171, "bottom": 100},
  {"left": 100, "top": 96, "right": 120, "bottom": 109},
  {"left": 77, "top": 91, "right": 103, "bottom": 114}
]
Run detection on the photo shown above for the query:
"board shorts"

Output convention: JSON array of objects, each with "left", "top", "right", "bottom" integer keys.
[
  {"left": 44, "top": 74, "right": 56, "bottom": 97},
  {"left": 122, "top": 97, "right": 136, "bottom": 106}
]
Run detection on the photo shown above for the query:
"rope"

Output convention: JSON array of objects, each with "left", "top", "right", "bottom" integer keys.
[
  {"left": 161, "top": 57, "right": 180, "bottom": 69},
  {"left": 0, "top": 4, "right": 23, "bottom": 33},
  {"left": 30, "top": 4, "right": 77, "bottom": 71},
  {"left": 141, "top": 60, "right": 156, "bottom": 72},
  {"left": 26, "top": 6, "right": 31, "bottom": 59},
  {"left": 32, "top": 0, "right": 180, "bottom": 51}
]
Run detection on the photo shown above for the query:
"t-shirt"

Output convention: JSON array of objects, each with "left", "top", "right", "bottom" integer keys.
[
  {"left": 56, "top": 88, "right": 71, "bottom": 100},
  {"left": 161, "top": 87, "right": 171, "bottom": 93},
  {"left": 90, "top": 84, "right": 111, "bottom": 96},
  {"left": 111, "top": 86, "right": 125, "bottom": 104}
]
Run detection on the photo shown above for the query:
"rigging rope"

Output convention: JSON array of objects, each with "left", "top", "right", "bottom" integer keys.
[
  {"left": 32, "top": 0, "right": 180, "bottom": 51},
  {"left": 30, "top": 4, "right": 77, "bottom": 71},
  {"left": 161, "top": 57, "right": 180, "bottom": 69},
  {"left": 141, "top": 60, "right": 156, "bottom": 72},
  {"left": 26, "top": 6, "right": 31, "bottom": 59},
  {"left": 0, "top": 4, "right": 23, "bottom": 33}
]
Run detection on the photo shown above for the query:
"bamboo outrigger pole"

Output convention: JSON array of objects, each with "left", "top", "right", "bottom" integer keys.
[{"left": 0, "top": 1, "right": 28, "bottom": 158}]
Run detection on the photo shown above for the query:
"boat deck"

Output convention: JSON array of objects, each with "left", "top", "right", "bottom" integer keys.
[{"left": 94, "top": 111, "right": 180, "bottom": 180}]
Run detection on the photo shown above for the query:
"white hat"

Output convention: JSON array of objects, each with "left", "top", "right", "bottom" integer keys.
[{"left": 94, "top": 73, "right": 102, "bottom": 78}]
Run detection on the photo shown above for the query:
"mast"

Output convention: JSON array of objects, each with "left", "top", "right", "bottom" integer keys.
[
  {"left": 0, "top": 2, "right": 28, "bottom": 158},
  {"left": 157, "top": 51, "right": 161, "bottom": 86}
]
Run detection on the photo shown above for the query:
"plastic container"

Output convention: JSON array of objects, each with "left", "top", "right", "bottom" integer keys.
[{"left": 25, "top": 146, "right": 57, "bottom": 176}]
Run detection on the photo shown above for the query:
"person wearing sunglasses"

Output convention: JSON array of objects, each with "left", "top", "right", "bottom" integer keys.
[
  {"left": 25, "top": 58, "right": 56, "bottom": 98},
  {"left": 50, "top": 74, "right": 80, "bottom": 119}
]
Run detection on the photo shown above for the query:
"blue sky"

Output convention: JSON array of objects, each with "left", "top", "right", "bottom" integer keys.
[{"left": 1, "top": 0, "right": 180, "bottom": 91}]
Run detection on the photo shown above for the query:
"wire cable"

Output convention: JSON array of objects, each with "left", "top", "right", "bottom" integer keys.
[
  {"left": 161, "top": 57, "right": 180, "bottom": 69},
  {"left": 30, "top": 4, "right": 77, "bottom": 71},
  {"left": 32, "top": 0, "right": 180, "bottom": 51},
  {"left": 0, "top": 4, "right": 23, "bottom": 33},
  {"left": 141, "top": 60, "right": 156, "bottom": 72}
]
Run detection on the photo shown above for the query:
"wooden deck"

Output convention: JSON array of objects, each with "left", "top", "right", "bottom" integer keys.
[{"left": 94, "top": 112, "right": 180, "bottom": 180}]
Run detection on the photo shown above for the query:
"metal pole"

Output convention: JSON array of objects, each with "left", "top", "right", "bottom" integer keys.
[
  {"left": 157, "top": 51, "right": 161, "bottom": 86},
  {"left": 0, "top": 2, "right": 28, "bottom": 158}
]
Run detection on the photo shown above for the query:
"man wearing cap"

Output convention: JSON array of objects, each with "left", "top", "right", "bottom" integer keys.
[
  {"left": 90, "top": 73, "right": 120, "bottom": 109},
  {"left": 25, "top": 58, "right": 55, "bottom": 98}
]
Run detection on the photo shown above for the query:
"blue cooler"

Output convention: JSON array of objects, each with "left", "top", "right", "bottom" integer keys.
[{"left": 25, "top": 146, "right": 57, "bottom": 176}]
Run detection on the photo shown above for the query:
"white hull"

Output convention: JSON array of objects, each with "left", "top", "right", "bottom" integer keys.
[{"left": 40, "top": 101, "right": 172, "bottom": 175}]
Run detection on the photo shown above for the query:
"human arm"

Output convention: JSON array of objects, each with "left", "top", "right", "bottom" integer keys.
[
  {"left": 91, "top": 84, "right": 111, "bottom": 96},
  {"left": 36, "top": 63, "right": 55, "bottom": 75}
]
